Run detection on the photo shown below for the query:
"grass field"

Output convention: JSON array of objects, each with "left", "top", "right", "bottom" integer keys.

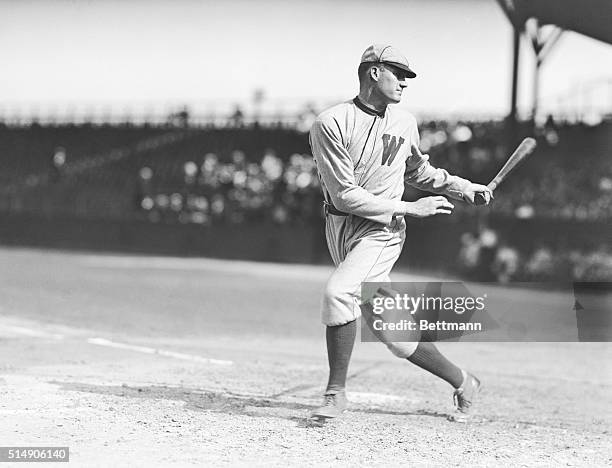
[{"left": 0, "top": 247, "right": 611, "bottom": 467}]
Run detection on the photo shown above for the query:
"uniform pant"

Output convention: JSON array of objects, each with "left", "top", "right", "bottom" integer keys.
[
  {"left": 322, "top": 213, "right": 419, "bottom": 358},
  {"left": 322, "top": 213, "right": 404, "bottom": 326}
]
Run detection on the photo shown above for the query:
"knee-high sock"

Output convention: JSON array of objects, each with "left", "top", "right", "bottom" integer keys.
[
  {"left": 407, "top": 341, "right": 464, "bottom": 388},
  {"left": 325, "top": 320, "right": 357, "bottom": 394}
]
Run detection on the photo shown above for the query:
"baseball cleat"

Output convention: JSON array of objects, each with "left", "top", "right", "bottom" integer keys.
[
  {"left": 310, "top": 391, "right": 348, "bottom": 419},
  {"left": 449, "top": 370, "right": 481, "bottom": 422}
]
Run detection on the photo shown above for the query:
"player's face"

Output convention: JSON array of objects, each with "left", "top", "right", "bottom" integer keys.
[{"left": 376, "top": 64, "right": 409, "bottom": 104}]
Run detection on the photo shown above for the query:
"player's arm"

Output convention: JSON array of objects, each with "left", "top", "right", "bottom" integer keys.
[
  {"left": 310, "top": 117, "right": 412, "bottom": 224},
  {"left": 404, "top": 144, "right": 492, "bottom": 205}
]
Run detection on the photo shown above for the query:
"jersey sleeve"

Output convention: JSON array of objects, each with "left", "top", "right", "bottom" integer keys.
[
  {"left": 404, "top": 128, "right": 471, "bottom": 200},
  {"left": 310, "top": 117, "right": 405, "bottom": 224}
]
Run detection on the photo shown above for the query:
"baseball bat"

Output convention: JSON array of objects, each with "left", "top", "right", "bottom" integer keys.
[{"left": 474, "top": 137, "right": 537, "bottom": 205}]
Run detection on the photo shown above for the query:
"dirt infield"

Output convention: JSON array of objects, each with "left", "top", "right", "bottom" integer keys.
[{"left": 1, "top": 248, "right": 611, "bottom": 466}]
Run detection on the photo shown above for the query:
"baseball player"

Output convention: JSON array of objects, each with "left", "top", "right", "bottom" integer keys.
[{"left": 309, "top": 44, "right": 492, "bottom": 421}]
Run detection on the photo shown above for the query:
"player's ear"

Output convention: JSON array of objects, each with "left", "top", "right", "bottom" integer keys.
[{"left": 369, "top": 65, "right": 381, "bottom": 82}]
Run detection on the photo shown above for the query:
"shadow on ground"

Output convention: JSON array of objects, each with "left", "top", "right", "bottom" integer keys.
[{"left": 52, "top": 380, "right": 454, "bottom": 424}]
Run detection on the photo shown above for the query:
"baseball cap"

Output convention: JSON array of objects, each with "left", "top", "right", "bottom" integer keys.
[{"left": 360, "top": 44, "right": 417, "bottom": 78}]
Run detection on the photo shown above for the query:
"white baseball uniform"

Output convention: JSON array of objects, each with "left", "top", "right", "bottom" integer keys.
[{"left": 310, "top": 97, "right": 471, "bottom": 327}]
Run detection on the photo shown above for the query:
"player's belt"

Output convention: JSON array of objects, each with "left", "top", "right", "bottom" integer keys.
[{"left": 323, "top": 201, "right": 348, "bottom": 216}]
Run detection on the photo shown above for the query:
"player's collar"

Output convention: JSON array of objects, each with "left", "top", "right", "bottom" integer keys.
[{"left": 353, "top": 96, "right": 386, "bottom": 118}]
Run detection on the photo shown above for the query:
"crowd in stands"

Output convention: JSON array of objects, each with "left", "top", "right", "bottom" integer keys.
[
  {"left": 0, "top": 117, "right": 610, "bottom": 281},
  {"left": 417, "top": 119, "right": 612, "bottom": 221},
  {"left": 136, "top": 149, "right": 322, "bottom": 226},
  {"left": 457, "top": 227, "right": 612, "bottom": 282},
  {"left": 129, "top": 118, "right": 612, "bottom": 226}
]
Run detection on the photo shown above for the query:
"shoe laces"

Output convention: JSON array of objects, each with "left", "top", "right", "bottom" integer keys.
[
  {"left": 453, "top": 388, "right": 472, "bottom": 411},
  {"left": 323, "top": 394, "right": 336, "bottom": 407}
]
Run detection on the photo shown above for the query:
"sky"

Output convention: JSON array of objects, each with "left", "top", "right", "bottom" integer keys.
[{"left": 1, "top": 0, "right": 611, "bottom": 118}]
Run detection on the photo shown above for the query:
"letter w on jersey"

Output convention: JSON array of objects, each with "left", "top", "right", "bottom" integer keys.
[{"left": 381, "top": 134, "right": 405, "bottom": 166}]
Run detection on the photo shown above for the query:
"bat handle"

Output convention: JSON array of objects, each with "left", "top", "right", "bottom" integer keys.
[
  {"left": 473, "top": 182, "right": 496, "bottom": 206},
  {"left": 474, "top": 192, "right": 488, "bottom": 205}
]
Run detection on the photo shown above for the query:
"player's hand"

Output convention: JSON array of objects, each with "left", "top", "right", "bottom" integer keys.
[
  {"left": 405, "top": 196, "right": 454, "bottom": 218},
  {"left": 410, "top": 143, "right": 429, "bottom": 162},
  {"left": 463, "top": 183, "right": 493, "bottom": 206}
]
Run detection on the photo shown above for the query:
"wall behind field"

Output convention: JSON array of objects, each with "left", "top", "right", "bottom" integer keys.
[{"left": 1, "top": 212, "right": 608, "bottom": 282}]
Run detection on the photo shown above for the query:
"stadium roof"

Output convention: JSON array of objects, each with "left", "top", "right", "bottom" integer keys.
[{"left": 497, "top": 0, "right": 612, "bottom": 45}]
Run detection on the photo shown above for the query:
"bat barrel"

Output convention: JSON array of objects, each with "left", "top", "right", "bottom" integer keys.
[{"left": 474, "top": 137, "right": 537, "bottom": 206}]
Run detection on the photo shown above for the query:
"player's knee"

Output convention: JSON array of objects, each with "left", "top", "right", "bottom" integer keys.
[
  {"left": 321, "top": 305, "right": 359, "bottom": 326},
  {"left": 385, "top": 341, "right": 418, "bottom": 359},
  {"left": 322, "top": 278, "right": 351, "bottom": 309},
  {"left": 321, "top": 278, "right": 360, "bottom": 326}
]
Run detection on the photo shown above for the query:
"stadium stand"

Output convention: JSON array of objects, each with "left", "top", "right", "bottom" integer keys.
[{"left": 0, "top": 117, "right": 610, "bottom": 281}]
